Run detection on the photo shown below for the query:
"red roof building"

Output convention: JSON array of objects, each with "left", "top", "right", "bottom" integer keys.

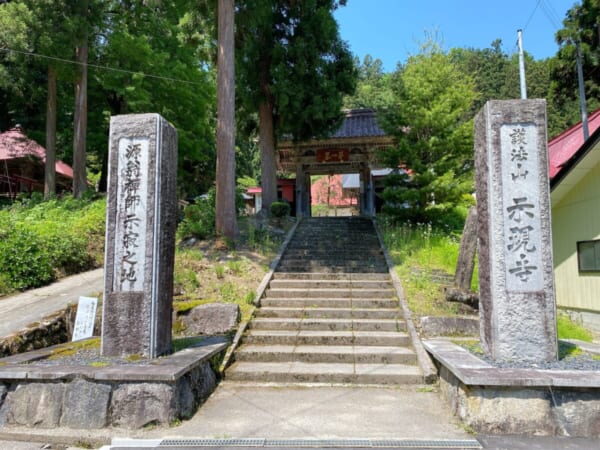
[
  {"left": 548, "top": 109, "right": 600, "bottom": 181},
  {"left": 0, "top": 126, "right": 74, "bottom": 197}
]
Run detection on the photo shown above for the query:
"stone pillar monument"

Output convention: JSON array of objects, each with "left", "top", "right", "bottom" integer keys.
[
  {"left": 475, "top": 99, "right": 558, "bottom": 363},
  {"left": 102, "top": 113, "right": 177, "bottom": 358}
]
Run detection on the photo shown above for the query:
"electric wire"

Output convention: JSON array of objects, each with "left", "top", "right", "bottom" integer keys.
[
  {"left": 523, "top": 0, "right": 543, "bottom": 32},
  {"left": 0, "top": 47, "right": 206, "bottom": 86},
  {"left": 539, "top": 0, "right": 561, "bottom": 30}
]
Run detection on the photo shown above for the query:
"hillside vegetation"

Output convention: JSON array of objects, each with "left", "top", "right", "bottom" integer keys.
[{"left": 0, "top": 194, "right": 105, "bottom": 295}]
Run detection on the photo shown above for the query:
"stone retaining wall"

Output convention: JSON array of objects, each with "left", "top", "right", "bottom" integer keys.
[
  {"left": 0, "top": 338, "right": 227, "bottom": 429},
  {"left": 425, "top": 339, "right": 600, "bottom": 437},
  {"left": 0, "top": 305, "right": 77, "bottom": 358},
  {"left": 438, "top": 365, "right": 600, "bottom": 436}
]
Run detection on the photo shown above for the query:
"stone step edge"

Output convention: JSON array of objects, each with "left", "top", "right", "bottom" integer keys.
[{"left": 226, "top": 361, "right": 424, "bottom": 384}]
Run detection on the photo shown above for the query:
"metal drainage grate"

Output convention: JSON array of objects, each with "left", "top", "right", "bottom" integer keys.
[
  {"left": 371, "top": 440, "right": 482, "bottom": 449},
  {"left": 266, "top": 439, "right": 372, "bottom": 447},
  {"left": 160, "top": 439, "right": 266, "bottom": 447},
  {"left": 157, "top": 438, "right": 482, "bottom": 449}
]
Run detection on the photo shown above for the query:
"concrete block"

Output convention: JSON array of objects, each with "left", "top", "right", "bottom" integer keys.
[
  {"left": 553, "top": 390, "right": 600, "bottom": 437},
  {"left": 179, "top": 303, "right": 240, "bottom": 335},
  {"left": 60, "top": 379, "right": 111, "bottom": 429},
  {"left": 110, "top": 382, "right": 176, "bottom": 428},
  {"left": 5, "top": 382, "right": 64, "bottom": 428}
]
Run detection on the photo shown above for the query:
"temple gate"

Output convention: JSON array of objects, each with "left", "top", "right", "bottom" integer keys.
[{"left": 277, "top": 109, "right": 395, "bottom": 217}]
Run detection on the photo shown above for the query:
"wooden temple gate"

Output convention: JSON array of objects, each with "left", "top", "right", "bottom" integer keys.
[{"left": 276, "top": 109, "right": 395, "bottom": 217}]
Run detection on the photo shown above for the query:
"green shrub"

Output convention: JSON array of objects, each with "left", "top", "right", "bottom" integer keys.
[
  {"left": 0, "top": 226, "right": 55, "bottom": 290},
  {"left": 270, "top": 201, "right": 290, "bottom": 218},
  {"left": 0, "top": 196, "right": 106, "bottom": 293},
  {"left": 178, "top": 200, "right": 215, "bottom": 239}
]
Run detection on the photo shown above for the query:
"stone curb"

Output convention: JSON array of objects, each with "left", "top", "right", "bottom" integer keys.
[
  {"left": 0, "top": 336, "right": 227, "bottom": 382},
  {"left": 423, "top": 339, "right": 600, "bottom": 387},
  {"left": 219, "top": 218, "right": 301, "bottom": 374},
  {"left": 372, "top": 219, "right": 438, "bottom": 384}
]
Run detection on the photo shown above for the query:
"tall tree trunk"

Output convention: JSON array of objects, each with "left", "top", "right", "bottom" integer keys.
[
  {"left": 215, "top": 0, "right": 239, "bottom": 240},
  {"left": 259, "top": 99, "right": 277, "bottom": 212},
  {"left": 72, "top": 36, "right": 88, "bottom": 198},
  {"left": 44, "top": 65, "right": 57, "bottom": 199}
]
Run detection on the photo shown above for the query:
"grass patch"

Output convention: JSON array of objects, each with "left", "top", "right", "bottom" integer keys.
[
  {"left": 557, "top": 314, "right": 593, "bottom": 342},
  {"left": 48, "top": 337, "right": 100, "bottom": 360},
  {"left": 379, "top": 220, "right": 476, "bottom": 319},
  {"left": 172, "top": 216, "right": 292, "bottom": 332},
  {"left": 172, "top": 336, "right": 207, "bottom": 352}
]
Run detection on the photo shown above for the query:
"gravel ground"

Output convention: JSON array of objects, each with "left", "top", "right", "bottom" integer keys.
[
  {"left": 27, "top": 348, "right": 153, "bottom": 366},
  {"left": 464, "top": 342, "right": 600, "bottom": 371}
]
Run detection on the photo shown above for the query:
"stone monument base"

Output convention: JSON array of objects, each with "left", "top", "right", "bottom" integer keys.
[
  {"left": 424, "top": 340, "right": 600, "bottom": 437},
  {"left": 0, "top": 337, "right": 227, "bottom": 430}
]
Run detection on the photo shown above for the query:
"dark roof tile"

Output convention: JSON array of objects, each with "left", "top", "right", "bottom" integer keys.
[{"left": 331, "top": 109, "right": 387, "bottom": 138}]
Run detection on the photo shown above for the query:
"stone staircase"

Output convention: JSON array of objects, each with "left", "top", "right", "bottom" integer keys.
[{"left": 226, "top": 217, "right": 424, "bottom": 385}]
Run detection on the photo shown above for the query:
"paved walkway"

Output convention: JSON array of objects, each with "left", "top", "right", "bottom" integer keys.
[
  {"left": 0, "top": 268, "right": 104, "bottom": 339},
  {"left": 149, "top": 382, "right": 470, "bottom": 440}
]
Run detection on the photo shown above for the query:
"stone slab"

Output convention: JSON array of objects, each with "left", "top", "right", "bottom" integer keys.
[
  {"left": 425, "top": 339, "right": 600, "bottom": 437},
  {"left": 423, "top": 339, "right": 600, "bottom": 388},
  {"left": 103, "top": 113, "right": 177, "bottom": 358},
  {"left": 420, "top": 316, "right": 479, "bottom": 337},
  {"left": 179, "top": 303, "right": 240, "bottom": 335},
  {"left": 0, "top": 337, "right": 227, "bottom": 382},
  {"left": 60, "top": 379, "right": 111, "bottom": 428},
  {"left": 474, "top": 100, "right": 557, "bottom": 363},
  {"left": 0, "top": 339, "right": 227, "bottom": 430}
]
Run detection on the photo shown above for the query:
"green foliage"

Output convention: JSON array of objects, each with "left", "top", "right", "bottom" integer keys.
[
  {"left": 0, "top": 196, "right": 105, "bottom": 294},
  {"left": 344, "top": 54, "right": 394, "bottom": 110},
  {"left": 550, "top": 0, "right": 600, "bottom": 137},
  {"left": 379, "top": 217, "right": 478, "bottom": 317},
  {"left": 177, "top": 186, "right": 246, "bottom": 241},
  {"left": 236, "top": 0, "right": 357, "bottom": 142},
  {"left": 0, "top": 226, "right": 54, "bottom": 290},
  {"left": 557, "top": 313, "right": 593, "bottom": 342},
  {"left": 178, "top": 198, "right": 216, "bottom": 240},
  {"left": 269, "top": 201, "right": 290, "bottom": 218},
  {"left": 380, "top": 40, "right": 477, "bottom": 223}
]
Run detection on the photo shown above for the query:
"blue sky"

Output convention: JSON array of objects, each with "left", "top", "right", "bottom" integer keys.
[{"left": 334, "top": 0, "right": 576, "bottom": 72}]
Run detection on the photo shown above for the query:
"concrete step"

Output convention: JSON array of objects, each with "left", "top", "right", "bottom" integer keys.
[
  {"left": 249, "top": 318, "right": 405, "bottom": 332},
  {"left": 234, "top": 344, "right": 418, "bottom": 364},
  {"left": 279, "top": 258, "right": 385, "bottom": 265},
  {"left": 271, "top": 272, "right": 390, "bottom": 281},
  {"left": 256, "top": 307, "right": 401, "bottom": 320},
  {"left": 264, "top": 288, "right": 395, "bottom": 299},
  {"left": 226, "top": 361, "right": 424, "bottom": 385},
  {"left": 243, "top": 330, "right": 411, "bottom": 347},
  {"left": 285, "top": 241, "right": 381, "bottom": 249},
  {"left": 268, "top": 279, "right": 392, "bottom": 290},
  {"left": 276, "top": 266, "right": 389, "bottom": 274},
  {"left": 260, "top": 298, "right": 399, "bottom": 309}
]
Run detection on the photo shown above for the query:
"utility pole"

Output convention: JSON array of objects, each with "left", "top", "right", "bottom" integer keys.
[
  {"left": 576, "top": 42, "right": 589, "bottom": 140},
  {"left": 517, "top": 29, "right": 527, "bottom": 99}
]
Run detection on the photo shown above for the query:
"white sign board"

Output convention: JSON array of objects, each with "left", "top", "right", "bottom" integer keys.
[{"left": 72, "top": 296, "right": 98, "bottom": 341}]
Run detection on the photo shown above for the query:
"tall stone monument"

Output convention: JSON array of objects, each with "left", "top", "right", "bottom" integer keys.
[
  {"left": 102, "top": 114, "right": 177, "bottom": 358},
  {"left": 475, "top": 99, "right": 558, "bottom": 362}
]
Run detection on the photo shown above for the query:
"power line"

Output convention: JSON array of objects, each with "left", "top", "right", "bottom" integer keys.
[
  {"left": 523, "top": 0, "right": 563, "bottom": 32},
  {"left": 0, "top": 47, "right": 207, "bottom": 86},
  {"left": 523, "top": 0, "right": 543, "bottom": 31},
  {"left": 539, "top": 0, "right": 561, "bottom": 30}
]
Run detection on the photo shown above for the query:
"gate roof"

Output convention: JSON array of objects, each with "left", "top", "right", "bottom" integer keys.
[{"left": 277, "top": 109, "right": 395, "bottom": 174}]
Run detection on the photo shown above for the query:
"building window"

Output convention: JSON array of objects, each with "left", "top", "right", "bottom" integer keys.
[{"left": 577, "top": 240, "right": 600, "bottom": 272}]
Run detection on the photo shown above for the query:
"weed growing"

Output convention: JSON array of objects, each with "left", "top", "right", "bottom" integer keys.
[{"left": 557, "top": 313, "right": 593, "bottom": 342}]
